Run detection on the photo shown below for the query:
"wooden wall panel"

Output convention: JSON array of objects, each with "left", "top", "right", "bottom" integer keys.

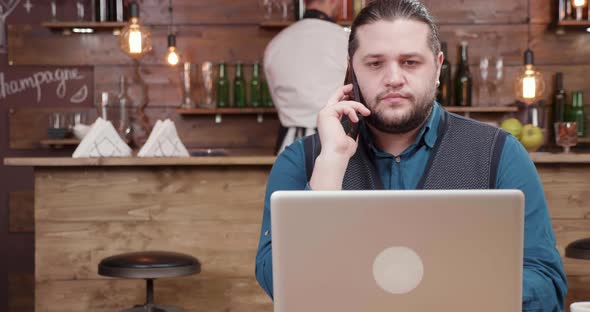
[
  {"left": 8, "top": 106, "right": 279, "bottom": 152},
  {"left": 566, "top": 276, "right": 590, "bottom": 311},
  {"left": 539, "top": 164, "right": 590, "bottom": 311},
  {"left": 34, "top": 166, "right": 272, "bottom": 311},
  {"left": 138, "top": 0, "right": 265, "bottom": 25},
  {"left": 36, "top": 278, "right": 271, "bottom": 312},
  {"left": 554, "top": 219, "right": 590, "bottom": 277},
  {"left": 8, "top": 25, "right": 276, "bottom": 66},
  {"left": 135, "top": 0, "right": 531, "bottom": 25},
  {"left": 425, "top": 0, "right": 528, "bottom": 24},
  {"left": 8, "top": 107, "right": 97, "bottom": 149},
  {"left": 542, "top": 167, "right": 590, "bottom": 220},
  {"left": 9, "top": 191, "right": 34, "bottom": 233}
]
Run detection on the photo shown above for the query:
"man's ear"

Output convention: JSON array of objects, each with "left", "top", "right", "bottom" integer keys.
[{"left": 435, "top": 51, "right": 444, "bottom": 82}]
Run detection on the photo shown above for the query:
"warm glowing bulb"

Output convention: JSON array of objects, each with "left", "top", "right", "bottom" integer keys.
[
  {"left": 129, "top": 25, "right": 142, "bottom": 54},
  {"left": 167, "top": 48, "right": 179, "bottom": 66},
  {"left": 523, "top": 75, "right": 537, "bottom": 99},
  {"left": 573, "top": 0, "right": 586, "bottom": 7}
]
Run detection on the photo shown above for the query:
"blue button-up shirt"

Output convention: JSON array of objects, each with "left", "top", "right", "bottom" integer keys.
[{"left": 255, "top": 103, "right": 567, "bottom": 311}]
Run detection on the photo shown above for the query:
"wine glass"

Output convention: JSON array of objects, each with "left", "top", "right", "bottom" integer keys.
[
  {"left": 259, "top": 0, "right": 274, "bottom": 20},
  {"left": 554, "top": 122, "right": 578, "bottom": 153},
  {"left": 0, "top": 0, "right": 20, "bottom": 53},
  {"left": 276, "top": 0, "right": 293, "bottom": 21}
]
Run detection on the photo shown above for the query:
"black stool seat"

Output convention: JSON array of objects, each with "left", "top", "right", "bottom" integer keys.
[
  {"left": 566, "top": 238, "right": 590, "bottom": 260},
  {"left": 99, "top": 251, "right": 201, "bottom": 279}
]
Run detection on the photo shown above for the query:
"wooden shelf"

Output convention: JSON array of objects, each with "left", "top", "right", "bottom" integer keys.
[
  {"left": 177, "top": 107, "right": 277, "bottom": 115},
  {"left": 557, "top": 20, "right": 590, "bottom": 27},
  {"left": 42, "top": 21, "right": 126, "bottom": 33},
  {"left": 529, "top": 152, "right": 590, "bottom": 164},
  {"left": 259, "top": 20, "right": 352, "bottom": 29},
  {"left": 444, "top": 106, "right": 518, "bottom": 113},
  {"left": 40, "top": 139, "right": 80, "bottom": 148},
  {"left": 4, "top": 156, "right": 277, "bottom": 167},
  {"left": 578, "top": 137, "right": 590, "bottom": 144}
]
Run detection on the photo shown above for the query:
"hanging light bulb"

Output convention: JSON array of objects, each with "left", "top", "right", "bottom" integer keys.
[
  {"left": 573, "top": 0, "right": 586, "bottom": 7},
  {"left": 166, "top": 34, "right": 180, "bottom": 66},
  {"left": 514, "top": 49, "right": 546, "bottom": 104},
  {"left": 119, "top": 1, "right": 152, "bottom": 59}
]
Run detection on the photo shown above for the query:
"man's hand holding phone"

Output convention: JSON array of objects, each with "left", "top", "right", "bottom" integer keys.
[{"left": 310, "top": 84, "right": 371, "bottom": 190}]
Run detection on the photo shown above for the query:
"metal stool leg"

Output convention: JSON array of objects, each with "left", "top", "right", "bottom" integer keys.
[{"left": 121, "top": 279, "right": 185, "bottom": 312}]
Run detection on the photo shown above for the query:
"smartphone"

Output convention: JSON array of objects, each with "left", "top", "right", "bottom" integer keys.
[{"left": 341, "top": 62, "right": 365, "bottom": 139}]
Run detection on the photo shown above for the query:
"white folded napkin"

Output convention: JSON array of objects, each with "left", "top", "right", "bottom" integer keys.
[
  {"left": 137, "top": 119, "right": 189, "bottom": 157},
  {"left": 72, "top": 118, "right": 132, "bottom": 158}
]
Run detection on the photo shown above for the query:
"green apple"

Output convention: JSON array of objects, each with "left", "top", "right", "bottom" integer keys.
[
  {"left": 500, "top": 118, "right": 523, "bottom": 140},
  {"left": 520, "top": 124, "right": 544, "bottom": 152}
]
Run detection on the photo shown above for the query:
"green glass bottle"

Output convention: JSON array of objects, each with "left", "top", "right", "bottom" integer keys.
[
  {"left": 216, "top": 63, "right": 230, "bottom": 108},
  {"left": 233, "top": 62, "right": 247, "bottom": 108},
  {"left": 250, "top": 63, "right": 262, "bottom": 108},
  {"left": 262, "top": 80, "right": 274, "bottom": 107},
  {"left": 570, "top": 91, "right": 586, "bottom": 137}
]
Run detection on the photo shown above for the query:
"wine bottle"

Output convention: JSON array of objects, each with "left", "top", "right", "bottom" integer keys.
[
  {"left": 454, "top": 42, "right": 472, "bottom": 107},
  {"left": 233, "top": 62, "right": 247, "bottom": 108},
  {"left": 216, "top": 63, "right": 230, "bottom": 108},
  {"left": 437, "top": 42, "right": 452, "bottom": 106}
]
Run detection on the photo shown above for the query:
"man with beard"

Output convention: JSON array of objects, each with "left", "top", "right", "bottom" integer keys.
[{"left": 255, "top": 0, "right": 567, "bottom": 310}]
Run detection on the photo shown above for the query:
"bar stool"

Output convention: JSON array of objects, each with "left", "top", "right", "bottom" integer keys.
[{"left": 98, "top": 251, "right": 201, "bottom": 312}]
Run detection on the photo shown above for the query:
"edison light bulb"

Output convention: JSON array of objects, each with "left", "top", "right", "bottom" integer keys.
[
  {"left": 514, "top": 49, "right": 546, "bottom": 104},
  {"left": 573, "top": 0, "right": 586, "bottom": 7},
  {"left": 119, "top": 2, "right": 152, "bottom": 59},
  {"left": 166, "top": 34, "right": 180, "bottom": 66},
  {"left": 128, "top": 23, "right": 143, "bottom": 54},
  {"left": 167, "top": 47, "right": 179, "bottom": 66},
  {"left": 522, "top": 67, "right": 537, "bottom": 100}
]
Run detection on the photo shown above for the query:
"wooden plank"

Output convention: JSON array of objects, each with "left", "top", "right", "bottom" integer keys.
[
  {"left": 35, "top": 167, "right": 267, "bottom": 222},
  {"left": 9, "top": 191, "right": 34, "bottom": 233},
  {"left": 565, "top": 276, "right": 590, "bottom": 312},
  {"left": 533, "top": 154, "right": 590, "bottom": 164},
  {"left": 8, "top": 273, "right": 34, "bottom": 312},
  {"left": 36, "top": 277, "right": 272, "bottom": 312},
  {"left": 554, "top": 220, "right": 590, "bottom": 276},
  {"left": 36, "top": 221, "right": 261, "bottom": 281},
  {"left": 138, "top": 0, "right": 265, "bottom": 25},
  {"left": 8, "top": 105, "right": 280, "bottom": 152},
  {"left": 423, "top": 0, "right": 528, "bottom": 24},
  {"left": 9, "top": 24, "right": 276, "bottom": 66},
  {"left": 538, "top": 166, "right": 590, "bottom": 220},
  {"left": 5, "top": 157, "right": 276, "bottom": 167},
  {"left": 42, "top": 22, "right": 126, "bottom": 29},
  {"left": 13, "top": 23, "right": 590, "bottom": 67},
  {"left": 177, "top": 108, "right": 277, "bottom": 115},
  {"left": 144, "top": 107, "right": 280, "bottom": 150},
  {"left": 531, "top": 0, "right": 552, "bottom": 24}
]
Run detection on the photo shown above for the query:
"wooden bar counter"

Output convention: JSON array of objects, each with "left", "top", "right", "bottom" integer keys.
[
  {"left": 4, "top": 156, "right": 275, "bottom": 312},
  {"left": 4, "top": 153, "right": 590, "bottom": 311}
]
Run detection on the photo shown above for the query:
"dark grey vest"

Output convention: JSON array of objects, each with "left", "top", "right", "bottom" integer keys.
[{"left": 303, "top": 110, "right": 508, "bottom": 190}]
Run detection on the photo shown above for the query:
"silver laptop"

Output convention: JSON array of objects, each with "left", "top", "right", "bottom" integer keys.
[{"left": 270, "top": 190, "right": 524, "bottom": 312}]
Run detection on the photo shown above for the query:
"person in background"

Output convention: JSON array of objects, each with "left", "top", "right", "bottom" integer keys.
[{"left": 264, "top": 0, "right": 349, "bottom": 155}]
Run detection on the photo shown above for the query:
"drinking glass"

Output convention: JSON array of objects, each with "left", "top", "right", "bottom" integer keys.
[{"left": 554, "top": 122, "right": 578, "bottom": 153}]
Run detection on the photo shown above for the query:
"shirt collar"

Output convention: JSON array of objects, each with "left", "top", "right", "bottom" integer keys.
[
  {"left": 362, "top": 102, "right": 442, "bottom": 155},
  {"left": 302, "top": 9, "right": 336, "bottom": 23}
]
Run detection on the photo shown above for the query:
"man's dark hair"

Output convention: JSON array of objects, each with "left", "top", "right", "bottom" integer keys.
[{"left": 348, "top": 0, "right": 441, "bottom": 60}]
